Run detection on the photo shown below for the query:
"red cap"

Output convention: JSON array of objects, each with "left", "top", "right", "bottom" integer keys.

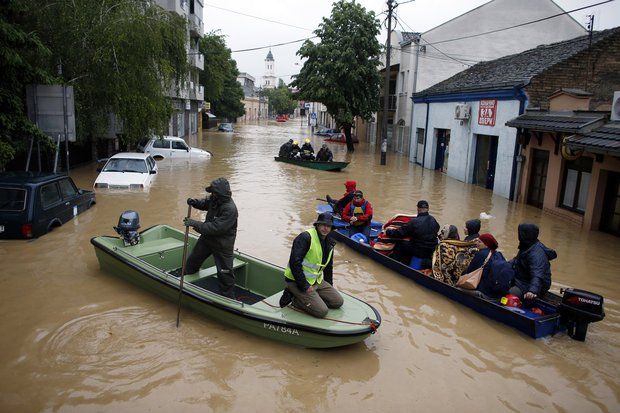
[
  {"left": 479, "top": 233, "right": 498, "bottom": 250},
  {"left": 344, "top": 180, "right": 357, "bottom": 192}
]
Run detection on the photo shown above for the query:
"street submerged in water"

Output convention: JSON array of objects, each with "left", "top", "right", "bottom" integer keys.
[{"left": 1, "top": 121, "right": 618, "bottom": 412}]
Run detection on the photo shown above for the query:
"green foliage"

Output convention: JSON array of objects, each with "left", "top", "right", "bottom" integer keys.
[
  {"left": 199, "top": 32, "right": 245, "bottom": 121},
  {"left": 263, "top": 85, "right": 298, "bottom": 115},
  {"left": 291, "top": 0, "right": 382, "bottom": 150},
  {"left": 29, "top": 0, "right": 190, "bottom": 146},
  {"left": 0, "top": 0, "right": 54, "bottom": 169}
]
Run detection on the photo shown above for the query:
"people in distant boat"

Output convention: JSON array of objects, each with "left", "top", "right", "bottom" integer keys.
[
  {"left": 342, "top": 190, "right": 373, "bottom": 239},
  {"left": 316, "top": 143, "right": 333, "bottom": 162},
  {"left": 509, "top": 223, "right": 556, "bottom": 301},
  {"left": 326, "top": 180, "right": 357, "bottom": 215},
  {"left": 279, "top": 139, "right": 293, "bottom": 158},
  {"left": 438, "top": 224, "right": 460, "bottom": 241},
  {"left": 464, "top": 219, "right": 481, "bottom": 242},
  {"left": 431, "top": 225, "right": 477, "bottom": 285},
  {"left": 289, "top": 140, "right": 301, "bottom": 158},
  {"left": 464, "top": 233, "right": 511, "bottom": 299},
  {"left": 385, "top": 200, "right": 440, "bottom": 266},
  {"left": 300, "top": 138, "right": 315, "bottom": 160},
  {"left": 183, "top": 177, "right": 239, "bottom": 299},
  {"left": 279, "top": 212, "right": 344, "bottom": 318}
]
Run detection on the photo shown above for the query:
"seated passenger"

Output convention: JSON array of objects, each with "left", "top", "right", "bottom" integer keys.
[
  {"left": 300, "top": 138, "right": 315, "bottom": 160},
  {"left": 289, "top": 141, "right": 301, "bottom": 158},
  {"left": 326, "top": 180, "right": 356, "bottom": 215},
  {"left": 316, "top": 144, "right": 333, "bottom": 162},
  {"left": 385, "top": 200, "right": 439, "bottom": 265},
  {"left": 278, "top": 139, "right": 293, "bottom": 158},
  {"left": 342, "top": 190, "right": 373, "bottom": 238},
  {"left": 464, "top": 234, "right": 510, "bottom": 299},
  {"left": 509, "top": 223, "right": 557, "bottom": 301},
  {"left": 431, "top": 225, "right": 478, "bottom": 285},
  {"left": 464, "top": 219, "right": 481, "bottom": 242}
]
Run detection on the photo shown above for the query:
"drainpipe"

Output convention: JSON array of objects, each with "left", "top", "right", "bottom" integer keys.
[{"left": 509, "top": 86, "right": 529, "bottom": 202}]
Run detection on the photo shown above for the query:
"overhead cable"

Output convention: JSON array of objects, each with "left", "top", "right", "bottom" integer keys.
[
  {"left": 204, "top": 2, "right": 314, "bottom": 31},
  {"left": 232, "top": 36, "right": 319, "bottom": 53}
]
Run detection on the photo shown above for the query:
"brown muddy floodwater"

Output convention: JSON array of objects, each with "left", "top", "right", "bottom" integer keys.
[{"left": 1, "top": 121, "right": 619, "bottom": 412}]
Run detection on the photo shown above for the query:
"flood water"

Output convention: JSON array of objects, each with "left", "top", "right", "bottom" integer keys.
[{"left": 1, "top": 121, "right": 618, "bottom": 412}]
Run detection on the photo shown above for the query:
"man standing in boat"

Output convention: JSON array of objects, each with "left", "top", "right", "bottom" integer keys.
[
  {"left": 183, "top": 177, "right": 238, "bottom": 299},
  {"left": 279, "top": 212, "right": 344, "bottom": 318}
]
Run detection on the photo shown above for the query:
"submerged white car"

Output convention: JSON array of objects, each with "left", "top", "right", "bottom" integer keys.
[
  {"left": 137, "top": 136, "right": 212, "bottom": 160},
  {"left": 94, "top": 153, "right": 158, "bottom": 190}
]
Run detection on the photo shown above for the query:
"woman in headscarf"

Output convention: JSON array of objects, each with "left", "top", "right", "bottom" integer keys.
[
  {"left": 463, "top": 234, "right": 511, "bottom": 299},
  {"left": 431, "top": 224, "right": 478, "bottom": 285},
  {"left": 509, "top": 223, "right": 557, "bottom": 300}
]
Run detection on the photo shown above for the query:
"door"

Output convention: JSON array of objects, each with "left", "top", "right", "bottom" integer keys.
[
  {"left": 473, "top": 135, "right": 499, "bottom": 190},
  {"left": 527, "top": 149, "right": 549, "bottom": 208},
  {"left": 600, "top": 171, "right": 620, "bottom": 236},
  {"left": 171, "top": 139, "right": 190, "bottom": 158},
  {"left": 58, "top": 178, "right": 81, "bottom": 217},
  {"left": 38, "top": 182, "right": 68, "bottom": 232},
  {"left": 435, "top": 129, "right": 450, "bottom": 170}
]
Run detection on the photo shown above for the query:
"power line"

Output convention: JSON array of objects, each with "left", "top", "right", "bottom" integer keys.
[
  {"left": 425, "top": 0, "right": 615, "bottom": 46},
  {"left": 231, "top": 36, "right": 318, "bottom": 53},
  {"left": 204, "top": 2, "right": 314, "bottom": 32}
]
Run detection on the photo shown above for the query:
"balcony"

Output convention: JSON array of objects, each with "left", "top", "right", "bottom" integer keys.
[
  {"left": 189, "top": 51, "right": 204, "bottom": 70},
  {"left": 379, "top": 95, "right": 397, "bottom": 112},
  {"left": 189, "top": 13, "right": 203, "bottom": 37},
  {"left": 196, "top": 85, "right": 204, "bottom": 101}
]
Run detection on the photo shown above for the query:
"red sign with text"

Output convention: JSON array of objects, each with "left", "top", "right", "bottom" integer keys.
[{"left": 478, "top": 99, "right": 497, "bottom": 126}]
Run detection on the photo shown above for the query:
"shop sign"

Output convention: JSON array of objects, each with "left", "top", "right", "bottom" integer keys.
[{"left": 478, "top": 99, "right": 497, "bottom": 126}]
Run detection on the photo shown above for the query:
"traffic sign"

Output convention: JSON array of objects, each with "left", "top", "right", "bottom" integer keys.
[
  {"left": 304, "top": 102, "right": 311, "bottom": 109},
  {"left": 311, "top": 112, "right": 317, "bottom": 119}
]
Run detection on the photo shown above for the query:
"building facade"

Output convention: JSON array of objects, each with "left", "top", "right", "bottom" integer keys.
[
  {"left": 155, "top": 0, "right": 204, "bottom": 139},
  {"left": 236, "top": 72, "right": 268, "bottom": 122}
]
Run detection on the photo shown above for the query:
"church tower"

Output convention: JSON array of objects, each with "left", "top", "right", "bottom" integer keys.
[{"left": 262, "top": 49, "right": 277, "bottom": 89}]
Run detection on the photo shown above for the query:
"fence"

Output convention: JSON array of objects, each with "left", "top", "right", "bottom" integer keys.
[{"left": 365, "top": 122, "right": 410, "bottom": 156}]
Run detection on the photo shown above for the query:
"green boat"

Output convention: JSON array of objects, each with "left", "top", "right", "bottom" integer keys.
[
  {"left": 91, "top": 224, "right": 380, "bottom": 348},
  {"left": 274, "top": 156, "right": 349, "bottom": 171}
]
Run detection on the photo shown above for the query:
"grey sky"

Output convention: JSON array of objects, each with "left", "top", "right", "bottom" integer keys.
[{"left": 203, "top": 0, "right": 620, "bottom": 84}]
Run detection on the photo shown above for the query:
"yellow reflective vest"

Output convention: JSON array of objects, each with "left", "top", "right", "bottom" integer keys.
[{"left": 284, "top": 228, "right": 333, "bottom": 285}]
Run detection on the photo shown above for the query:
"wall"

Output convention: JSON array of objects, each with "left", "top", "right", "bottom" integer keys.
[{"left": 412, "top": 98, "right": 521, "bottom": 198}]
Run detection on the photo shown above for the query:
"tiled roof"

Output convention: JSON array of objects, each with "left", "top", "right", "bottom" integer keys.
[
  {"left": 565, "top": 121, "right": 620, "bottom": 155},
  {"left": 414, "top": 27, "right": 620, "bottom": 97},
  {"left": 505, "top": 112, "right": 606, "bottom": 133},
  {"left": 400, "top": 32, "right": 419, "bottom": 45}
]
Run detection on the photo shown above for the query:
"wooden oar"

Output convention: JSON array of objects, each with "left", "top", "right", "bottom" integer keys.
[{"left": 176, "top": 204, "right": 192, "bottom": 328}]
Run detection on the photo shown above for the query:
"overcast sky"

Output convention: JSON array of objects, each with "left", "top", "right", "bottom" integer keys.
[{"left": 203, "top": 0, "right": 620, "bottom": 84}]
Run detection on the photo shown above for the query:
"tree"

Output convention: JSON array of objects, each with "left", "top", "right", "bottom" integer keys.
[
  {"left": 263, "top": 85, "right": 297, "bottom": 115},
  {"left": 28, "top": 0, "right": 189, "bottom": 148},
  {"left": 199, "top": 31, "right": 245, "bottom": 121},
  {"left": 291, "top": 0, "right": 382, "bottom": 151},
  {"left": 0, "top": 0, "right": 54, "bottom": 169}
]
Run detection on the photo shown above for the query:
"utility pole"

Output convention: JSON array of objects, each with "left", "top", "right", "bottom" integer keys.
[
  {"left": 586, "top": 14, "right": 594, "bottom": 90},
  {"left": 380, "top": 0, "right": 395, "bottom": 166}
]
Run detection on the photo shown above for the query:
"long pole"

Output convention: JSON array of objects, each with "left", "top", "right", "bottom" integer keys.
[
  {"left": 176, "top": 205, "right": 192, "bottom": 328},
  {"left": 380, "top": 0, "right": 395, "bottom": 166}
]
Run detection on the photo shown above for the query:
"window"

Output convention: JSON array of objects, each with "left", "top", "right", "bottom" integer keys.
[
  {"left": 103, "top": 159, "right": 148, "bottom": 173},
  {"left": 416, "top": 128, "right": 425, "bottom": 144},
  {"left": 172, "top": 140, "right": 188, "bottom": 150},
  {"left": 152, "top": 139, "right": 169, "bottom": 149},
  {"left": 0, "top": 188, "right": 27, "bottom": 211},
  {"left": 58, "top": 179, "right": 78, "bottom": 199},
  {"left": 147, "top": 156, "right": 156, "bottom": 171},
  {"left": 41, "top": 183, "right": 61, "bottom": 209},
  {"left": 561, "top": 157, "right": 593, "bottom": 213}
]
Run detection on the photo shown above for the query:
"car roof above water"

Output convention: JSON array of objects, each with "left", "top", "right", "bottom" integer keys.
[
  {"left": 109, "top": 152, "right": 152, "bottom": 160},
  {"left": 0, "top": 172, "right": 69, "bottom": 186}
]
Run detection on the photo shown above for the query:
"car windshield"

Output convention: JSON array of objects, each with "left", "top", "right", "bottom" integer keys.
[
  {"left": 0, "top": 187, "right": 27, "bottom": 211},
  {"left": 103, "top": 158, "right": 148, "bottom": 173}
]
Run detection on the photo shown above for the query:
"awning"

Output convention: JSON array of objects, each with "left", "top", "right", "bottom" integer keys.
[
  {"left": 505, "top": 112, "right": 606, "bottom": 133},
  {"left": 565, "top": 121, "right": 620, "bottom": 156},
  {"left": 205, "top": 112, "right": 216, "bottom": 118}
]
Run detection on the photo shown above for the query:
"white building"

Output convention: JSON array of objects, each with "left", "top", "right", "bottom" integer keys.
[
  {"left": 154, "top": 0, "right": 205, "bottom": 139},
  {"left": 378, "top": 0, "right": 586, "bottom": 157},
  {"left": 262, "top": 49, "right": 277, "bottom": 89}
]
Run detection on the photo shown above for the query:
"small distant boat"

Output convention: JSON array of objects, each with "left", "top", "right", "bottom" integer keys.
[
  {"left": 274, "top": 156, "right": 349, "bottom": 171},
  {"left": 92, "top": 224, "right": 380, "bottom": 348},
  {"left": 276, "top": 115, "right": 287, "bottom": 122}
]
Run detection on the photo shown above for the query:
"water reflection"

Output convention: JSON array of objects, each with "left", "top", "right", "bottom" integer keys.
[{"left": 0, "top": 120, "right": 618, "bottom": 412}]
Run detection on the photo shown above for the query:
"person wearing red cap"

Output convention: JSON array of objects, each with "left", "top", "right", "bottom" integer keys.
[
  {"left": 326, "top": 180, "right": 357, "bottom": 215},
  {"left": 342, "top": 190, "right": 373, "bottom": 238},
  {"left": 463, "top": 233, "right": 512, "bottom": 299}
]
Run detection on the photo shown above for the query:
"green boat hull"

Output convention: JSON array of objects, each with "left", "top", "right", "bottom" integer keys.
[
  {"left": 92, "top": 225, "right": 380, "bottom": 348},
  {"left": 274, "top": 156, "right": 349, "bottom": 171}
]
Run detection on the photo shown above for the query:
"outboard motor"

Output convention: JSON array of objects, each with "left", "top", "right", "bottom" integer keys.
[
  {"left": 559, "top": 288, "right": 605, "bottom": 341},
  {"left": 114, "top": 210, "right": 141, "bottom": 246}
]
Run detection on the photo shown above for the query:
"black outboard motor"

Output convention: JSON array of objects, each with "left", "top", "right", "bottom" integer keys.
[
  {"left": 559, "top": 288, "right": 605, "bottom": 341},
  {"left": 114, "top": 210, "right": 141, "bottom": 246}
]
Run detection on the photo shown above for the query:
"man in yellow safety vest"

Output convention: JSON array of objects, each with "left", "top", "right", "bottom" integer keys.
[{"left": 279, "top": 212, "right": 343, "bottom": 317}]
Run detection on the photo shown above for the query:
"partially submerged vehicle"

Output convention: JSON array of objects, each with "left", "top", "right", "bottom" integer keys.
[
  {"left": 91, "top": 220, "right": 380, "bottom": 348},
  {"left": 94, "top": 153, "right": 157, "bottom": 190},
  {"left": 138, "top": 136, "right": 211, "bottom": 160}
]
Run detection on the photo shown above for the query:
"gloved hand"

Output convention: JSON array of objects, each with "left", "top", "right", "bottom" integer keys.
[
  {"left": 183, "top": 217, "right": 200, "bottom": 227},
  {"left": 186, "top": 198, "right": 198, "bottom": 206}
]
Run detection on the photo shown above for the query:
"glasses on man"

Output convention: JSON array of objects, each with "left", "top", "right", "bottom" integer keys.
[{"left": 354, "top": 195, "right": 362, "bottom": 199}]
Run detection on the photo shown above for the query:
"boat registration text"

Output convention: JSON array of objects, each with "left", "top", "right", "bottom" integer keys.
[{"left": 263, "top": 323, "right": 300, "bottom": 336}]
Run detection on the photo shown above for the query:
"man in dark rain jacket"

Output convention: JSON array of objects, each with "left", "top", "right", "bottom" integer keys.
[
  {"left": 509, "top": 223, "right": 556, "bottom": 300},
  {"left": 184, "top": 177, "right": 239, "bottom": 298},
  {"left": 279, "top": 212, "right": 344, "bottom": 318},
  {"left": 385, "top": 200, "right": 440, "bottom": 264},
  {"left": 278, "top": 139, "right": 293, "bottom": 158}
]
